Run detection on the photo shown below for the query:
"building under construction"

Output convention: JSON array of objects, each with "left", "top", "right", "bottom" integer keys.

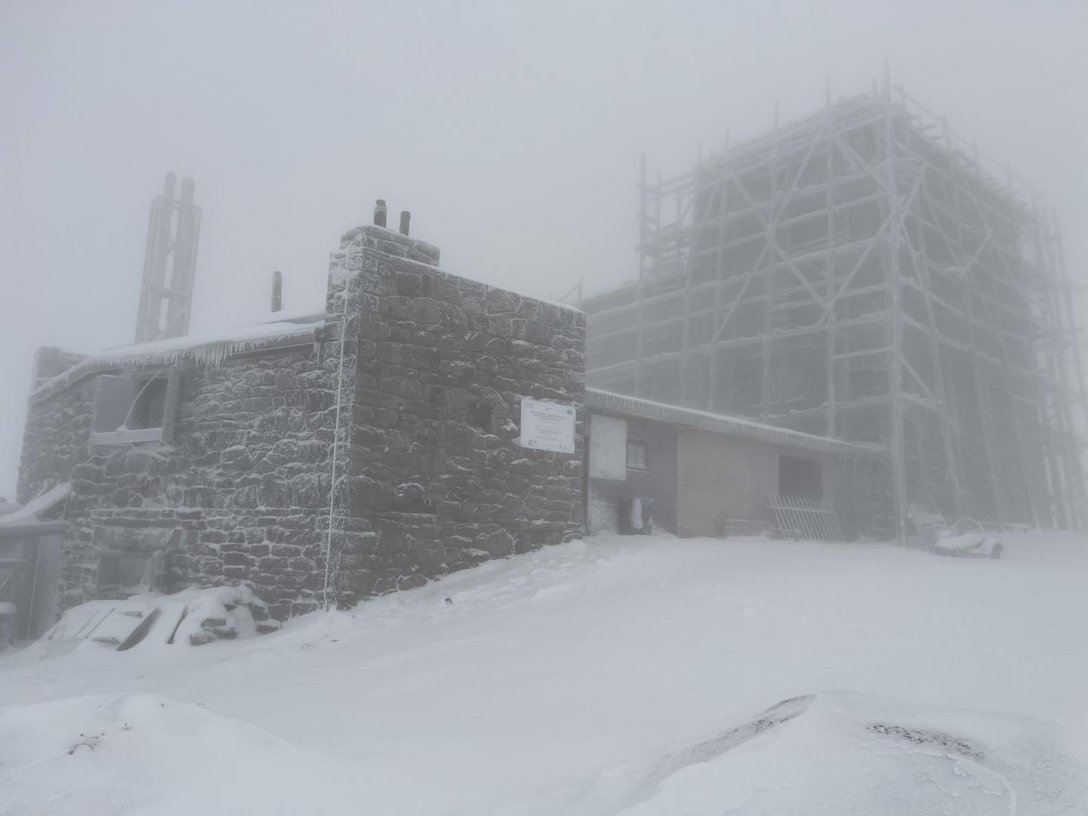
[{"left": 583, "top": 81, "right": 1088, "bottom": 538}]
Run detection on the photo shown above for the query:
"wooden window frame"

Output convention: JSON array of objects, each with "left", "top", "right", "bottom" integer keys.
[
  {"left": 626, "top": 439, "right": 650, "bottom": 471},
  {"left": 91, "top": 368, "right": 181, "bottom": 447}
]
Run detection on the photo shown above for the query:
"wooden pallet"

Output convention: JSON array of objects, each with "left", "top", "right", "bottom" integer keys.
[{"left": 766, "top": 495, "right": 843, "bottom": 542}]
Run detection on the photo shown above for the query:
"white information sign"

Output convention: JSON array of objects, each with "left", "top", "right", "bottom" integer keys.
[
  {"left": 519, "top": 398, "right": 576, "bottom": 454},
  {"left": 589, "top": 414, "right": 627, "bottom": 480}
]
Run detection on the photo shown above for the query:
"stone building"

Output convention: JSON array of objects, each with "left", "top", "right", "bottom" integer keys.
[{"left": 16, "top": 221, "right": 586, "bottom": 622}]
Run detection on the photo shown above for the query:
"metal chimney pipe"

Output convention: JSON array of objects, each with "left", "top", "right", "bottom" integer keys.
[
  {"left": 373, "top": 199, "right": 387, "bottom": 227},
  {"left": 399, "top": 210, "right": 411, "bottom": 236},
  {"left": 271, "top": 270, "right": 283, "bottom": 313}
]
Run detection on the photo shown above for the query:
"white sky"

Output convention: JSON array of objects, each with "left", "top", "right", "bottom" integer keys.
[{"left": 1, "top": 0, "right": 1086, "bottom": 500}]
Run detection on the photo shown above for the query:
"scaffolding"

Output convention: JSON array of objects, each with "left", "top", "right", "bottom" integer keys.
[
  {"left": 135, "top": 173, "right": 201, "bottom": 344},
  {"left": 583, "top": 77, "right": 1088, "bottom": 537}
]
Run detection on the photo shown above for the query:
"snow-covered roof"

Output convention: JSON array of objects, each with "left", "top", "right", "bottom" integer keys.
[
  {"left": 0, "top": 482, "right": 70, "bottom": 529},
  {"left": 586, "top": 388, "right": 886, "bottom": 461},
  {"left": 31, "top": 313, "right": 325, "bottom": 403},
  {"left": 90, "top": 311, "right": 324, "bottom": 367},
  {"left": 535, "top": 296, "right": 583, "bottom": 315}
]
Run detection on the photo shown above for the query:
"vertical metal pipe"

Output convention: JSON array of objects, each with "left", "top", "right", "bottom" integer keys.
[
  {"left": 884, "top": 66, "right": 909, "bottom": 547},
  {"left": 271, "top": 270, "right": 283, "bottom": 313}
]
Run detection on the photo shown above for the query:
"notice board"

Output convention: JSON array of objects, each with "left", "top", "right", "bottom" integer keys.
[{"left": 519, "top": 398, "right": 576, "bottom": 454}]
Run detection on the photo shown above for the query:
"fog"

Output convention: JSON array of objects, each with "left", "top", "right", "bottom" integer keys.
[{"left": 1, "top": 0, "right": 1086, "bottom": 501}]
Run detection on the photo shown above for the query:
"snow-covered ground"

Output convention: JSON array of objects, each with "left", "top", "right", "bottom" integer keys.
[{"left": 2, "top": 533, "right": 1087, "bottom": 814}]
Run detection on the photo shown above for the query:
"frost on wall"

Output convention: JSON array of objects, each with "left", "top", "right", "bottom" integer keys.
[
  {"left": 19, "top": 222, "right": 588, "bottom": 622},
  {"left": 328, "top": 225, "right": 587, "bottom": 597}
]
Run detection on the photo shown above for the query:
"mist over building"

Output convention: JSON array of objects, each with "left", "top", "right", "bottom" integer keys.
[
  {"left": 583, "top": 79, "right": 1087, "bottom": 539},
  {"left": 4, "top": 71, "right": 1088, "bottom": 644}
]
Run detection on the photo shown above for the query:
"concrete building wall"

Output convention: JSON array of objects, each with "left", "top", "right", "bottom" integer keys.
[
  {"left": 675, "top": 428, "right": 864, "bottom": 539},
  {"left": 585, "top": 407, "right": 882, "bottom": 540},
  {"left": 676, "top": 429, "right": 778, "bottom": 537},
  {"left": 587, "top": 414, "right": 677, "bottom": 534}
]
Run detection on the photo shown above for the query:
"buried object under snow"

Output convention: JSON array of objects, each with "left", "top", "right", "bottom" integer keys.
[
  {"left": 908, "top": 505, "right": 1004, "bottom": 559},
  {"left": 932, "top": 531, "right": 1004, "bottom": 558},
  {"left": 601, "top": 692, "right": 1086, "bottom": 816},
  {"left": 930, "top": 518, "right": 1004, "bottom": 559},
  {"left": 32, "top": 586, "right": 271, "bottom": 656}
]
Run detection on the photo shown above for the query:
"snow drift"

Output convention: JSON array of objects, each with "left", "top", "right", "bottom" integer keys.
[
  {"left": 0, "top": 693, "right": 359, "bottom": 816},
  {"left": 605, "top": 692, "right": 1087, "bottom": 815},
  {"left": 2, "top": 533, "right": 1087, "bottom": 814}
]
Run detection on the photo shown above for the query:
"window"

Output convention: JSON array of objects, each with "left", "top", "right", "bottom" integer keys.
[
  {"left": 626, "top": 439, "right": 649, "bottom": 471},
  {"left": 467, "top": 399, "right": 493, "bottom": 433},
  {"left": 97, "top": 551, "right": 164, "bottom": 596},
  {"left": 92, "top": 368, "right": 181, "bottom": 447}
]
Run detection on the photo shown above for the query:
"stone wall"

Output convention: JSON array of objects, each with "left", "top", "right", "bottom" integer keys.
[
  {"left": 18, "top": 222, "right": 587, "bottom": 623},
  {"left": 326, "top": 226, "right": 586, "bottom": 598},
  {"left": 19, "top": 344, "right": 343, "bottom": 622}
]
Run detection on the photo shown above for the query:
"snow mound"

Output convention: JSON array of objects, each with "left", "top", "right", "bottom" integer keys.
[
  {"left": 608, "top": 692, "right": 1088, "bottom": 816},
  {"left": 0, "top": 693, "right": 358, "bottom": 816},
  {"left": 2, "top": 534, "right": 1088, "bottom": 814},
  {"left": 18, "top": 585, "right": 272, "bottom": 662},
  {"left": 163, "top": 584, "right": 266, "bottom": 646}
]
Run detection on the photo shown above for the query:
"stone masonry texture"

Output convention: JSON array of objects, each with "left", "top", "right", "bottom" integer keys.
[
  {"left": 18, "top": 224, "right": 586, "bottom": 622},
  {"left": 327, "top": 226, "right": 586, "bottom": 600}
]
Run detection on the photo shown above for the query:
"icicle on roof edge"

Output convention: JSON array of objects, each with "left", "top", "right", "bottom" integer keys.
[{"left": 31, "top": 317, "right": 325, "bottom": 403}]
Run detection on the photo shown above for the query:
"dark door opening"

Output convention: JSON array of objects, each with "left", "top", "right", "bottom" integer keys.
[{"left": 778, "top": 455, "right": 822, "bottom": 500}]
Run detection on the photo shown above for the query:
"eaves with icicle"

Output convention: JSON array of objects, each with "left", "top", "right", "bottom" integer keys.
[{"left": 30, "top": 312, "right": 327, "bottom": 404}]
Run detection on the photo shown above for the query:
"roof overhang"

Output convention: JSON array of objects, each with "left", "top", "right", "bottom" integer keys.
[
  {"left": 0, "top": 483, "right": 70, "bottom": 537},
  {"left": 585, "top": 388, "right": 886, "bottom": 462},
  {"left": 31, "top": 315, "right": 325, "bottom": 404}
]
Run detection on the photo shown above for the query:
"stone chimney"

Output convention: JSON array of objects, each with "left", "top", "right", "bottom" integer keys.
[
  {"left": 325, "top": 200, "right": 441, "bottom": 314},
  {"left": 271, "top": 271, "right": 283, "bottom": 313}
]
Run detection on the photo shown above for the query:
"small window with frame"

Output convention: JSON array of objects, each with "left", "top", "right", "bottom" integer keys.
[
  {"left": 466, "top": 399, "right": 493, "bottom": 433},
  {"left": 92, "top": 368, "right": 181, "bottom": 447},
  {"left": 626, "top": 439, "right": 649, "bottom": 471},
  {"left": 97, "top": 552, "right": 157, "bottom": 596}
]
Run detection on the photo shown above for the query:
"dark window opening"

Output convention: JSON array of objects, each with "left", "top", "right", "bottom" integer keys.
[
  {"left": 93, "top": 375, "right": 136, "bottom": 434},
  {"left": 627, "top": 440, "right": 649, "bottom": 471},
  {"left": 92, "top": 369, "right": 181, "bottom": 446},
  {"left": 426, "top": 385, "right": 446, "bottom": 407},
  {"left": 778, "top": 455, "right": 822, "bottom": 499},
  {"left": 97, "top": 552, "right": 159, "bottom": 596},
  {"left": 129, "top": 378, "right": 167, "bottom": 430},
  {"left": 467, "top": 400, "right": 493, "bottom": 433}
]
